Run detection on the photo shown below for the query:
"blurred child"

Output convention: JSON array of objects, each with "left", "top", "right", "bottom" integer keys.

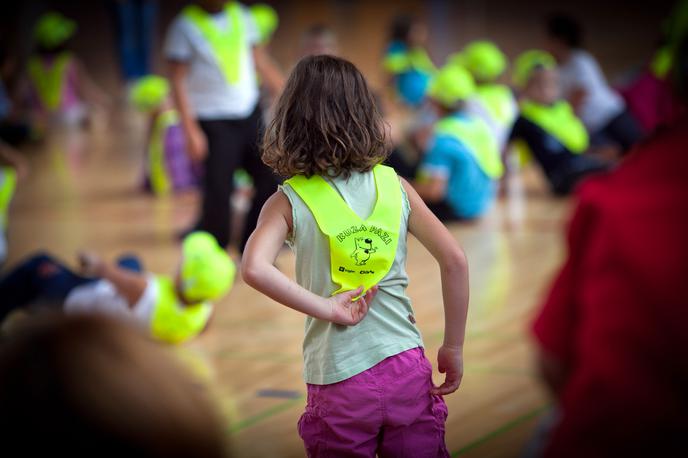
[
  {"left": 546, "top": 13, "right": 643, "bottom": 153},
  {"left": 299, "top": 24, "right": 339, "bottom": 57},
  {"left": 165, "top": 0, "right": 284, "bottom": 250},
  {"left": 413, "top": 64, "right": 503, "bottom": 220},
  {"left": 0, "top": 47, "right": 31, "bottom": 146},
  {"left": 618, "top": 0, "right": 688, "bottom": 133},
  {"left": 508, "top": 50, "right": 609, "bottom": 195},
  {"left": 452, "top": 40, "right": 518, "bottom": 151},
  {"left": 0, "top": 231, "right": 235, "bottom": 345},
  {"left": 130, "top": 75, "right": 199, "bottom": 196},
  {"left": 0, "top": 140, "right": 27, "bottom": 265},
  {"left": 383, "top": 14, "right": 436, "bottom": 107},
  {"left": 242, "top": 55, "right": 469, "bottom": 457},
  {"left": 0, "top": 313, "right": 227, "bottom": 456},
  {"left": 25, "top": 12, "right": 109, "bottom": 129}
]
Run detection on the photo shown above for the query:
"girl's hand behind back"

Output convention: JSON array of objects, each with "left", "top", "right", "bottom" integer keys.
[{"left": 327, "top": 285, "right": 379, "bottom": 326}]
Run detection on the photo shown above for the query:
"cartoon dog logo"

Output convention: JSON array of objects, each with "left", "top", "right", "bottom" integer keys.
[{"left": 351, "top": 238, "right": 377, "bottom": 266}]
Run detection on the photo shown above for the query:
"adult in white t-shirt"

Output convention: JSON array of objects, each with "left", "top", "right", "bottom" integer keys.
[
  {"left": 165, "top": 0, "right": 283, "bottom": 250},
  {"left": 546, "top": 14, "right": 643, "bottom": 154}
]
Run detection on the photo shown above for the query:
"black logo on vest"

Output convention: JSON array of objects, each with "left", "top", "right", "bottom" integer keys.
[{"left": 351, "top": 238, "right": 377, "bottom": 266}]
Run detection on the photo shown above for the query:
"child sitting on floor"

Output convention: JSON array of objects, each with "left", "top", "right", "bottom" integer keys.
[
  {"left": 508, "top": 50, "right": 609, "bottom": 195},
  {"left": 413, "top": 64, "right": 503, "bottom": 220},
  {"left": 130, "top": 75, "right": 199, "bottom": 195}
]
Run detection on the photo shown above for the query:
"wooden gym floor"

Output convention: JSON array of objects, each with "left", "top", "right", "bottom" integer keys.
[{"left": 5, "top": 106, "right": 572, "bottom": 457}]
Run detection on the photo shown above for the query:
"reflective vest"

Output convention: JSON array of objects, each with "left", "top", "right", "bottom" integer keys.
[
  {"left": 285, "top": 165, "right": 402, "bottom": 295},
  {"left": 0, "top": 167, "right": 17, "bottom": 230},
  {"left": 151, "top": 275, "right": 213, "bottom": 344},
  {"left": 434, "top": 115, "right": 504, "bottom": 179},
  {"left": 27, "top": 52, "right": 71, "bottom": 111},
  {"left": 183, "top": 2, "right": 244, "bottom": 84},
  {"left": 148, "top": 109, "right": 179, "bottom": 196},
  {"left": 519, "top": 100, "right": 589, "bottom": 154},
  {"left": 383, "top": 45, "right": 436, "bottom": 75},
  {"left": 476, "top": 84, "right": 517, "bottom": 127}
]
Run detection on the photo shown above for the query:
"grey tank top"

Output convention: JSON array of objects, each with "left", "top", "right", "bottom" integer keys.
[{"left": 281, "top": 169, "right": 423, "bottom": 385}]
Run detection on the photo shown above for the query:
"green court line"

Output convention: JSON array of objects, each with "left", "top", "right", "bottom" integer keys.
[
  {"left": 451, "top": 404, "right": 550, "bottom": 456},
  {"left": 228, "top": 396, "right": 304, "bottom": 434}
]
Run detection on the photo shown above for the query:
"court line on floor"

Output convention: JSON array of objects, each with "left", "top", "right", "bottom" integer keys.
[
  {"left": 228, "top": 396, "right": 305, "bottom": 434},
  {"left": 451, "top": 404, "right": 550, "bottom": 457}
]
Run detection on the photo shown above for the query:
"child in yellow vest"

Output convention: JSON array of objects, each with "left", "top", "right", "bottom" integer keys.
[
  {"left": 450, "top": 40, "right": 518, "bottom": 151},
  {"left": 0, "top": 231, "right": 235, "bottom": 345},
  {"left": 165, "top": 0, "right": 284, "bottom": 250},
  {"left": 0, "top": 140, "right": 27, "bottom": 266},
  {"left": 130, "top": 75, "right": 199, "bottom": 196},
  {"left": 24, "top": 12, "right": 108, "bottom": 129},
  {"left": 413, "top": 64, "right": 503, "bottom": 220},
  {"left": 242, "top": 55, "right": 469, "bottom": 457},
  {"left": 383, "top": 14, "right": 437, "bottom": 107},
  {"left": 508, "top": 50, "right": 609, "bottom": 195}
]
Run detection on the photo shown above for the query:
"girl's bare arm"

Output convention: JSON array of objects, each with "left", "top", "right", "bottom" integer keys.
[
  {"left": 241, "top": 191, "right": 377, "bottom": 326},
  {"left": 402, "top": 178, "right": 469, "bottom": 395}
]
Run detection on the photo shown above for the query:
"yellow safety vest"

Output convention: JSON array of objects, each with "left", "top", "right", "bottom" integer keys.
[
  {"left": 148, "top": 109, "right": 179, "bottom": 196},
  {"left": 476, "top": 84, "right": 517, "bottom": 127},
  {"left": 151, "top": 275, "right": 213, "bottom": 344},
  {"left": 383, "top": 46, "right": 436, "bottom": 75},
  {"left": 285, "top": 165, "right": 402, "bottom": 295},
  {"left": 27, "top": 52, "right": 71, "bottom": 111},
  {"left": 434, "top": 115, "right": 504, "bottom": 179},
  {"left": 519, "top": 100, "right": 589, "bottom": 154},
  {"left": 183, "top": 2, "right": 244, "bottom": 84},
  {"left": 0, "top": 167, "right": 17, "bottom": 230}
]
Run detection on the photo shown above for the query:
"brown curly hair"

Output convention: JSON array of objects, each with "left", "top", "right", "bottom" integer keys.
[{"left": 262, "top": 55, "right": 389, "bottom": 178}]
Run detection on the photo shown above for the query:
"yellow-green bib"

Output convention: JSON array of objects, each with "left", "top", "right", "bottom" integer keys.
[
  {"left": 476, "top": 84, "right": 516, "bottom": 127},
  {"left": 183, "top": 2, "right": 244, "bottom": 84},
  {"left": 383, "top": 47, "right": 436, "bottom": 75},
  {"left": 285, "top": 165, "right": 402, "bottom": 295},
  {"left": 519, "top": 100, "right": 589, "bottom": 154},
  {"left": 0, "top": 167, "right": 17, "bottom": 229},
  {"left": 434, "top": 115, "right": 504, "bottom": 179},
  {"left": 148, "top": 109, "right": 179, "bottom": 196},
  {"left": 28, "top": 52, "right": 71, "bottom": 111},
  {"left": 151, "top": 275, "right": 213, "bottom": 344}
]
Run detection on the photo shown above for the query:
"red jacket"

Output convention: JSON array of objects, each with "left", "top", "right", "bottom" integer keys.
[{"left": 533, "top": 117, "right": 688, "bottom": 457}]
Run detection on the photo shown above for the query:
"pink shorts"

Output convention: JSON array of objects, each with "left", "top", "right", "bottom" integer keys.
[{"left": 298, "top": 347, "right": 450, "bottom": 458}]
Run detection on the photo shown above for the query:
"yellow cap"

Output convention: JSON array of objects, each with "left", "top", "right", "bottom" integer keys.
[
  {"left": 427, "top": 64, "right": 476, "bottom": 107},
  {"left": 513, "top": 50, "right": 556, "bottom": 88},
  {"left": 181, "top": 232, "right": 236, "bottom": 302},
  {"left": 130, "top": 75, "right": 170, "bottom": 112},
  {"left": 456, "top": 40, "right": 507, "bottom": 82},
  {"left": 250, "top": 4, "right": 279, "bottom": 44},
  {"left": 34, "top": 12, "right": 76, "bottom": 49}
]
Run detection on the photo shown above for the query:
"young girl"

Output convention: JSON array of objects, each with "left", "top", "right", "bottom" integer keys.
[{"left": 242, "top": 55, "right": 469, "bottom": 457}]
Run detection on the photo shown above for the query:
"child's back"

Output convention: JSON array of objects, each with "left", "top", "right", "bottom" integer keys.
[
  {"left": 243, "top": 55, "right": 469, "bottom": 457},
  {"left": 282, "top": 169, "right": 422, "bottom": 383}
]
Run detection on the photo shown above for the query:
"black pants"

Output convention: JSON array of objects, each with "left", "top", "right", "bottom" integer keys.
[
  {"left": 197, "top": 107, "right": 279, "bottom": 250},
  {"left": 593, "top": 109, "right": 644, "bottom": 154},
  {"left": 510, "top": 116, "right": 610, "bottom": 195}
]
